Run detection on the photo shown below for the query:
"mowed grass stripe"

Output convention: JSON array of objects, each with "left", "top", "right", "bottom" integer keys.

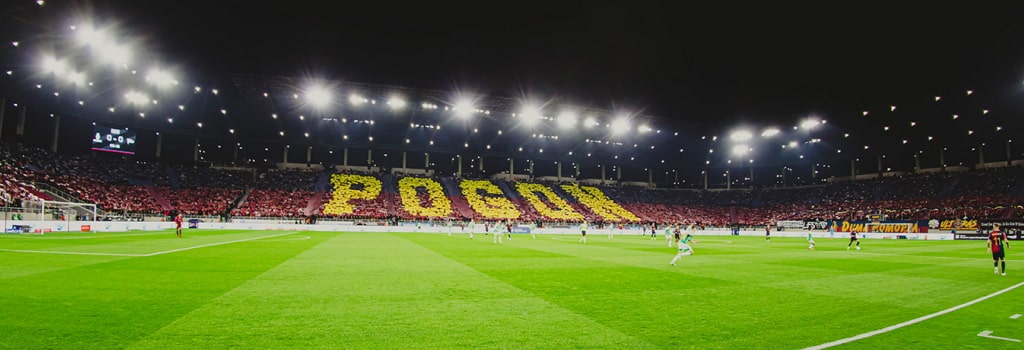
[
  {"left": 407, "top": 233, "right": 1022, "bottom": 349},
  {"left": 829, "top": 284, "right": 1024, "bottom": 349},
  {"left": 411, "top": 234, "right": 854, "bottom": 348},
  {"left": 0, "top": 230, "right": 327, "bottom": 349},
  {"left": 0, "top": 229, "right": 295, "bottom": 255},
  {"left": 1, "top": 230, "right": 1020, "bottom": 349},
  {"left": 0, "top": 230, "right": 298, "bottom": 280},
  {"left": 129, "top": 232, "right": 657, "bottom": 349}
]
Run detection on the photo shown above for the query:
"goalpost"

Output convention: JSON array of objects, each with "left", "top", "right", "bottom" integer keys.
[{"left": 14, "top": 200, "right": 98, "bottom": 234}]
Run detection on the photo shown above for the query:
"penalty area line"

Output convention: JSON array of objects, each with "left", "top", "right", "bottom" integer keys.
[
  {"left": 803, "top": 281, "right": 1024, "bottom": 350},
  {"left": 143, "top": 231, "right": 299, "bottom": 256}
]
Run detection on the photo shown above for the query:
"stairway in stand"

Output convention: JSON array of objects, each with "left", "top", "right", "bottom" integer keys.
[
  {"left": 303, "top": 191, "right": 327, "bottom": 216},
  {"left": 440, "top": 177, "right": 474, "bottom": 219},
  {"left": 146, "top": 185, "right": 174, "bottom": 212}
]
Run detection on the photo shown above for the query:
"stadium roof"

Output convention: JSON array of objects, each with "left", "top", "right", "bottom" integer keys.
[{"left": 2, "top": 1, "right": 1024, "bottom": 186}]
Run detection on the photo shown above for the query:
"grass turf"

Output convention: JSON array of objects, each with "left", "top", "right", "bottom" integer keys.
[{"left": 0, "top": 230, "right": 1021, "bottom": 349}]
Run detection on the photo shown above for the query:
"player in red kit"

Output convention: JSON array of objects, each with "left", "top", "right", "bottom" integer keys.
[
  {"left": 988, "top": 223, "right": 1009, "bottom": 276},
  {"left": 175, "top": 213, "right": 183, "bottom": 238}
]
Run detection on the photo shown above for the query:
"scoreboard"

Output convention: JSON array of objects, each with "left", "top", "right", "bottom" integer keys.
[{"left": 90, "top": 126, "right": 137, "bottom": 155}]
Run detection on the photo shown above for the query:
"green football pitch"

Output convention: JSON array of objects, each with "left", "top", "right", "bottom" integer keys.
[{"left": 0, "top": 230, "right": 1021, "bottom": 349}]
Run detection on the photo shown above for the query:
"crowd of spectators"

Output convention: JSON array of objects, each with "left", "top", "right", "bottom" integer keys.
[
  {"left": 155, "top": 187, "right": 241, "bottom": 216},
  {"left": 229, "top": 169, "right": 320, "bottom": 218},
  {"left": 253, "top": 169, "right": 317, "bottom": 191},
  {"left": 231, "top": 189, "right": 312, "bottom": 217},
  {"left": 48, "top": 176, "right": 161, "bottom": 213},
  {"left": 605, "top": 170, "right": 1024, "bottom": 226},
  {"left": 3, "top": 142, "right": 1024, "bottom": 224}
]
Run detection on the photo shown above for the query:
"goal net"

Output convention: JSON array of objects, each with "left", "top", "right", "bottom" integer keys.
[{"left": 22, "top": 199, "right": 98, "bottom": 222}]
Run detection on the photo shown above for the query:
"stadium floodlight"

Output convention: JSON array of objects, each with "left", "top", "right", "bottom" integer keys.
[
  {"left": 387, "top": 96, "right": 406, "bottom": 110},
  {"left": 96, "top": 43, "right": 132, "bottom": 66},
  {"left": 304, "top": 85, "right": 332, "bottom": 109},
  {"left": 124, "top": 90, "right": 150, "bottom": 105},
  {"left": 74, "top": 25, "right": 110, "bottom": 47},
  {"left": 584, "top": 116, "right": 598, "bottom": 129},
  {"left": 800, "top": 118, "right": 821, "bottom": 130},
  {"left": 145, "top": 69, "right": 178, "bottom": 87},
  {"left": 520, "top": 104, "right": 543, "bottom": 126},
  {"left": 349, "top": 93, "right": 367, "bottom": 106},
  {"left": 610, "top": 116, "right": 630, "bottom": 134},
  {"left": 453, "top": 98, "right": 475, "bottom": 119},
  {"left": 67, "top": 71, "right": 86, "bottom": 86},
  {"left": 557, "top": 111, "right": 576, "bottom": 129},
  {"left": 787, "top": 141, "right": 799, "bottom": 148},
  {"left": 729, "top": 129, "right": 753, "bottom": 142},
  {"left": 40, "top": 55, "right": 67, "bottom": 76},
  {"left": 638, "top": 124, "right": 653, "bottom": 133},
  {"left": 761, "top": 128, "right": 780, "bottom": 138}
]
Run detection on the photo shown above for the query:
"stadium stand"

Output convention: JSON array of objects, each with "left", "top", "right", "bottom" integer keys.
[{"left": 2, "top": 142, "right": 1023, "bottom": 225}]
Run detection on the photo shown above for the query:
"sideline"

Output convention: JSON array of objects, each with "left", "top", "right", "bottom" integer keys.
[
  {"left": 839, "top": 250, "right": 1024, "bottom": 262},
  {"left": 0, "top": 232, "right": 170, "bottom": 240},
  {"left": 0, "top": 232, "right": 298, "bottom": 257},
  {"left": 142, "top": 231, "right": 298, "bottom": 256},
  {"left": 803, "top": 281, "right": 1024, "bottom": 349},
  {"left": 253, "top": 235, "right": 311, "bottom": 242},
  {"left": 0, "top": 249, "right": 143, "bottom": 257}
]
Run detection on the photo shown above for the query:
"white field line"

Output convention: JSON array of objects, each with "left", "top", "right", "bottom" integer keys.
[
  {"left": 142, "top": 232, "right": 298, "bottom": 256},
  {"left": 977, "top": 330, "right": 1021, "bottom": 342},
  {"left": 803, "top": 281, "right": 1024, "bottom": 350},
  {"left": 834, "top": 250, "right": 1024, "bottom": 262},
  {"left": 0, "top": 232, "right": 170, "bottom": 240},
  {"left": 256, "top": 235, "right": 311, "bottom": 242},
  {"left": 0, "top": 232, "right": 298, "bottom": 257},
  {"left": 0, "top": 249, "right": 144, "bottom": 257}
]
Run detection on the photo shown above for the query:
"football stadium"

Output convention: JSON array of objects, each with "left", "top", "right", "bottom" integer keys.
[{"left": 1, "top": 2, "right": 1023, "bottom": 349}]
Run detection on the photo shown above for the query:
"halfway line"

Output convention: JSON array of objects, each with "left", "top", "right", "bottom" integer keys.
[{"left": 803, "top": 281, "right": 1024, "bottom": 350}]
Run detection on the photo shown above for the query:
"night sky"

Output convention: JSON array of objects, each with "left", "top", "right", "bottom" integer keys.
[
  {"left": 2, "top": 1, "right": 1024, "bottom": 185},
  {"left": 108, "top": 2, "right": 1024, "bottom": 121}
]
